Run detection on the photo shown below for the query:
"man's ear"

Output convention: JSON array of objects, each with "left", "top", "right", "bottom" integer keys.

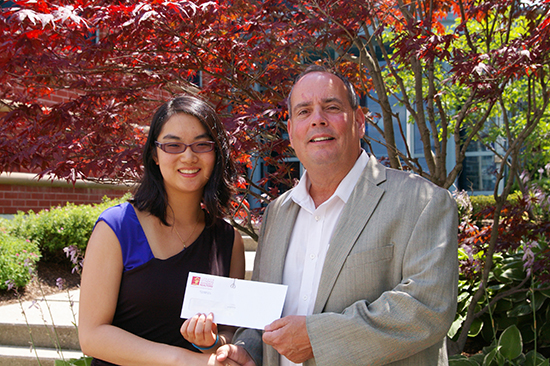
[
  {"left": 355, "top": 107, "right": 366, "bottom": 139},
  {"left": 287, "top": 118, "right": 294, "bottom": 148}
]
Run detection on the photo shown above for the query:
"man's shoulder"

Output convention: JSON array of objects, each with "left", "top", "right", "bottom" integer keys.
[
  {"left": 268, "top": 188, "right": 295, "bottom": 208},
  {"left": 364, "top": 160, "right": 449, "bottom": 197},
  {"left": 261, "top": 189, "right": 298, "bottom": 225}
]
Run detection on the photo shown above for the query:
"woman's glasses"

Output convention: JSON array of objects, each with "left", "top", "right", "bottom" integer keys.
[{"left": 155, "top": 141, "right": 215, "bottom": 154}]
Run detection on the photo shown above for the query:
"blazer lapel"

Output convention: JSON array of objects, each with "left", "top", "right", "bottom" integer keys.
[
  {"left": 260, "top": 195, "right": 300, "bottom": 366},
  {"left": 313, "top": 157, "right": 387, "bottom": 314},
  {"left": 261, "top": 195, "right": 300, "bottom": 284}
]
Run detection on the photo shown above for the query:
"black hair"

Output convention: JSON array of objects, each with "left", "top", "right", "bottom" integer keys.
[
  {"left": 286, "top": 65, "right": 359, "bottom": 118},
  {"left": 131, "top": 95, "right": 235, "bottom": 226}
]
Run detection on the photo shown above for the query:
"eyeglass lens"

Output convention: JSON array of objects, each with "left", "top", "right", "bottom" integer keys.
[{"left": 156, "top": 141, "right": 214, "bottom": 154}]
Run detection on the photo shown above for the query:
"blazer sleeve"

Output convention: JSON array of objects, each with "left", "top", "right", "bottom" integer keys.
[
  {"left": 231, "top": 202, "right": 273, "bottom": 366},
  {"left": 306, "top": 188, "right": 459, "bottom": 365}
]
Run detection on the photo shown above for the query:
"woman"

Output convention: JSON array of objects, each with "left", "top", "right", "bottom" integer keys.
[{"left": 79, "top": 95, "right": 245, "bottom": 366}]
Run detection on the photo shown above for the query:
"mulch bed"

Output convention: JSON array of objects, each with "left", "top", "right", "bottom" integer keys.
[{"left": 0, "top": 261, "right": 81, "bottom": 306}]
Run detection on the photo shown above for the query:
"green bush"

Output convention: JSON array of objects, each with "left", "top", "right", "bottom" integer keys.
[
  {"left": 0, "top": 231, "right": 41, "bottom": 290},
  {"left": 450, "top": 325, "right": 550, "bottom": 365},
  {"left": 451, "top": 184, "right": 550, "bottom": 361},
  {"left": 536, "top": 177, "right": 550, "bottom": 194},
  {"left": 451, "top": 243, "right": 550, "bottom": 354},
  {"left": 2, "top": 194, "right": 130, "bottom": 264},
  {"left": 470, "top": 192, "right": 521, "bottom": 216}
]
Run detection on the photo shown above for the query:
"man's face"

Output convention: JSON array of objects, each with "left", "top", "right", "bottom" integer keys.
[{"left": 288, "top": 72, "right": 365, "bottom": 174}]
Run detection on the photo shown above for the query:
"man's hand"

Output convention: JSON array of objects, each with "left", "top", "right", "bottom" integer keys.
[
  {"left": 216, "top": 344, "right": 256, "bottom": 366},
  {"left": 262, "top": 315, "right": 313, "bottom": 363}
]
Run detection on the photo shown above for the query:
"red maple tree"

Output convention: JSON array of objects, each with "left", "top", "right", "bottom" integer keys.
[{"left": 1, "top": 0, "right": 548, "bottom": 192}]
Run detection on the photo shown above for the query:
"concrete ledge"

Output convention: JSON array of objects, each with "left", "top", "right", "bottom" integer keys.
[
  {"left": 0, "top": 172, "right": 134, "bottom": 190},
  {"left": 0, "top": 323, "right": 80, "bottom": 350}
]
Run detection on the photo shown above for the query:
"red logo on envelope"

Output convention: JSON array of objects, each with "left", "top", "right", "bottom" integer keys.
[{"left": 190, "top": 275, "right": 214, "bottom": 288}]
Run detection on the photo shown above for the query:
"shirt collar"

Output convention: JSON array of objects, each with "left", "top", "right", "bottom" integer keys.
[{"left": 282, "top": 150, "right": 369, "bottom": 207}]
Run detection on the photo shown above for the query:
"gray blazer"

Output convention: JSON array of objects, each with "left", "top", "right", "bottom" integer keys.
[{"left": 235, "top": 157, "right": 459, "bottom": 366}]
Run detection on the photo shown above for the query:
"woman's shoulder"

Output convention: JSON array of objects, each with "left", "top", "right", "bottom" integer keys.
[
  {"left": 97, "top": 202, "right": 139, "bottom": 229},
  {"left": 99, "top": 202, "right": 133, "bottom": 219}
]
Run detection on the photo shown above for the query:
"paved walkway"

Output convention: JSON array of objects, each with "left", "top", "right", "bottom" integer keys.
[{"left": 0, "top": 289, "right": 80, "bottom": 328}]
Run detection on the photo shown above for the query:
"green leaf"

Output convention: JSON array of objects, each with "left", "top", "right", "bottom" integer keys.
[
  {"left": 494, "top": 299, "right": 514, "bottom": 313},
  {"left": 450, "top": 359, "right": 480, "bottom": 366},
  {"left": 483, "top": 347, "right": 499, "bottom": 366},
  {"left": 498, "top": 325, "right": 523, "bottom": 360},
  {"left": 458, "top": 291, "right": 471, "bottom": 303},
  {"left": 73, "top": 357, "right": 93, "bottom": 366},
  {"left": 509, "top": 292, "right": 528, "bottom": 303},
  {"left": 470, "top": 353, "right": 486, "bottom": 364},
  {"left": 55, "top": 361, "right": 72, "bottom": 366},
  {"left": 54, "top": 357, "right": 92, "bottom": 366},
  {"left": 518, "top": 322, "right": 535, "bottom": 344},
  {"left": 507, "top": 303, "right": 532, "bottom": 318},
  {"left": 525, "top": 350, "right": 548, "bottom": 366},
  {"left": 494, "top": 315, "right": 518, "bottom": 332},
  {"left": 469, "top": 317, "right": 484, "bottom": 337},
  {"left": 538, "top": 321, "right": 550, "bottom": 347},
  {"left": 533, "top": 292, "right": 548, "bottom": 311},
  {"left": 448, "top": 315, "right": 465, "bottom": 339},
  {"left": 487, "top": 283, "right": 507, "bottom": 292},
  {"left": 497, "top": 267, "right": 526, "bottom": 283}
]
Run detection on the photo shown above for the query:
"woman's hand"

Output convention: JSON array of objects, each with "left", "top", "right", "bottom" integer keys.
[{"left": 181, "top": 313, "right": 218, "bottom": 351}]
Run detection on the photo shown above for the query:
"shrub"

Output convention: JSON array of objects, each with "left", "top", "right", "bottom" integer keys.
[
  {"left": 450, "top": 325, "right": 549, "bottom": 366},
  {"left": 3, "top": 194, "right": 130, "bottom": 264},
  {"left": 451, "top": 241, "right": 550, "bottom": 355},
  {"left": 469, "top": 192, "right": 521, "bottom": 217},
  {"left": 450, "top": 183, "right": 550, "bottom": 359},
  {"left": 0, "top": 231, "right": 41, "bottom": 290}
]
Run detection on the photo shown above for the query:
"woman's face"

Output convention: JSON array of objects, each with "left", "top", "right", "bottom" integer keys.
[{"left": 154, "top": 113, "right": 216, "bottom": 198}]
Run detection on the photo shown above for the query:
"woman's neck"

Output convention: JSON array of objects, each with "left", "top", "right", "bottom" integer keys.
[{"left": 165, "top": 191, "right": 204, "bottom": 227}]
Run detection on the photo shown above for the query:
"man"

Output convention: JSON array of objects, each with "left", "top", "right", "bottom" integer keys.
[{"left": 217, "top": 65, "right": 458, "bottom": 366}]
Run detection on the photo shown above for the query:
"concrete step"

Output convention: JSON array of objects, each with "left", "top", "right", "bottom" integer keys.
[
  {"left": 0, "top": 345, "right": 84, "bottom": 366},
  {"left": 242, "top": 233, "right": 258, "bottom": 252},
  {"left": 0, "top": 289, "right": 83, "bottom": 365},
  {"left": 0, "top": 323, "right": 79, "bottom": 350}
]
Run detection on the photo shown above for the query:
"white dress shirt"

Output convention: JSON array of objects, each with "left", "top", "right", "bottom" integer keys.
[{"left": 279, "top": 151, "right": 369, "bottom": 366}]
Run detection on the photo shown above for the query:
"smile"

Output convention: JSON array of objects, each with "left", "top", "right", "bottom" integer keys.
[
  {"left": 310, "top": 136, "right": 334, "bottom": 142},
  {"left": 178, "top": 168, "right": 200, "bottom": 174}
]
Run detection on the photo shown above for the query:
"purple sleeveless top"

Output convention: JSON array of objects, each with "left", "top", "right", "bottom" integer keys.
[{"left": 90, "top": 202, "right": 235, "bottom": 366}]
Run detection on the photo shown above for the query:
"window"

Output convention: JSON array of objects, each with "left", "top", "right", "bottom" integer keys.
[{"left": 458, "top": 140, "right": 498, "bottom": 194}]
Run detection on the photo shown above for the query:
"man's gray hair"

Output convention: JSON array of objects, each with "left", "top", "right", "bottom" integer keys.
[{"left": 286, "top": 65, "right": 359, "bottom": 118}]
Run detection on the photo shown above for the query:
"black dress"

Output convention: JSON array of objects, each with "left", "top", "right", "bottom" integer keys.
[{"left": 90, "top": 203, "right": 235, "bottom": 366}]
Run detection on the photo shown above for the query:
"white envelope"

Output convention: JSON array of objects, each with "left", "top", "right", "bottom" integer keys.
[{"left": 181, "top": 272, "right": 288, "bottom": 330}]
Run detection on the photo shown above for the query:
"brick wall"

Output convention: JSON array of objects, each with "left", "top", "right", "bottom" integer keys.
[
  {"left": 0, "top": 173, "right": 133, "bottom": 215},
  {"left": 39, "top": 88, "right": 83, "bottom": 105}
]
